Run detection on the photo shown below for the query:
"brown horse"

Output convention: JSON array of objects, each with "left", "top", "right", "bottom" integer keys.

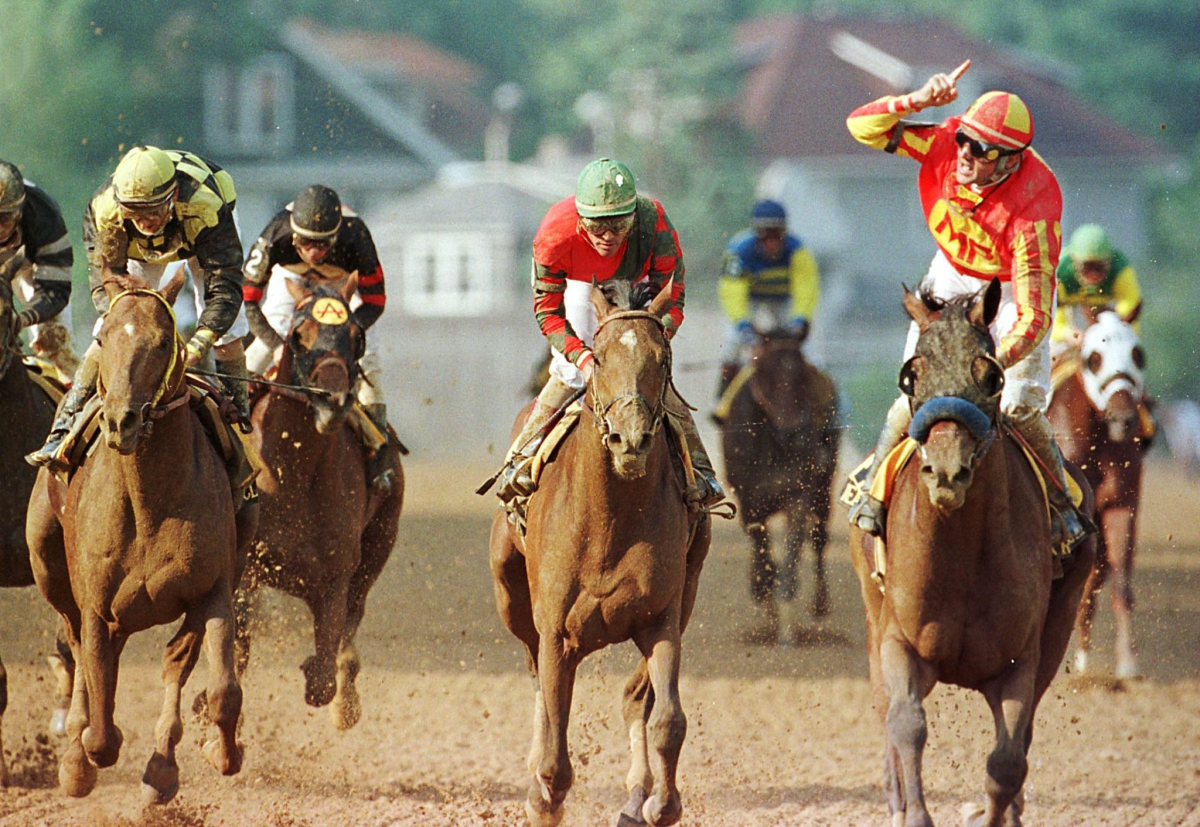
[
  {"left": 850, "top": 280, "right": 1096, "bottom": 827},
  {"left": 490, "top": 280, "right": 711, "bottom": 827},
  {"left": 719, "top": 329, "right": 839, "bottom": 643},
  {"left": 1048, "top": 310, "right": 1148, "bottom": 679},
  {"left": 241, "top": 275, "right": 403, "bottom": 729},
  {"left": 25, "top": 275, "right": 257, "bottom": 803},
  {"left": 0, "top": 265, "right": 61, "bottom": 784}
]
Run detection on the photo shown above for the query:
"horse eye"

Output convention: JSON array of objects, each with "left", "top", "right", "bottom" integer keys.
[
  {"left": 1131, "top": 346, "right": 1146, "bottom": 369},
  {"left": 971, "top": 357, "right": 1003, "bottom": 397},
  {"left": 1086, "top": 351, "right": 1103, "bottom": 374}
]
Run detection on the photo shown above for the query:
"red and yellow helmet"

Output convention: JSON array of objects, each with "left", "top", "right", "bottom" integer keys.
[{"left": 960, "top": 92, "right": 1033, "bottom": 152}]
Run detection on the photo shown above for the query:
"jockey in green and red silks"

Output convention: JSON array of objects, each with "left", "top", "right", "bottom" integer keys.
[
  {"left": 843, "top": 61, "right": 1091, "bottom": 551},
  {"left": 494, "top": 158, "right": 722, "bottom": 510}
]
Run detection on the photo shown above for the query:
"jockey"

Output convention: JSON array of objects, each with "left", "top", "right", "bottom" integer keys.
[
  {"left": 716, "top": 198, "right": 820, "bottom": 402},
  {"left": 495, "top": 157, "right": 725, "bottom": 508},
  {"left": 843, "top": 62, "right": 1091, "bottom": 549},
  {"left": 242, "top": 184, "right": 394, "bottom": 492},
  {"left": 1053, "top": 223, "right": 1142, "bottom": 349},
  {"left": 27, "top": 145, "right": 249, "bottom": 469},
  {"left": 0, "top": 159, "right": 77, "bottom": 379}
]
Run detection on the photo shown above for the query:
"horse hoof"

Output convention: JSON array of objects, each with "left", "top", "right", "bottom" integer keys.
[
  {"left": 641, "top": 792, "right": 682, "bottom": 826},
  {"left": 59, "top": 743, "right": 98, "bottom": 798},
  {"left": 300, "top": 657, "right": 336, "bottom": 707},
  {"left": 141, "top": 752, "right": 180, "bottom": 804},
  {"left": 811, "top": 587, "right": 831, "bottom": 619},
  {"left": 616, "top": 785, "right": 649, "bottom": 825},
  {"left": 81, "top": 724, "right": 123, "bottom": 769},
  {"left": 203, "top": 738, "right": 244, "bottom": 776},
  {"left": 49, "top": 708, "right": 68, "bottom": 738},
  {"left": 1072, "top": 649, "right": 1090, "bottom": 675},
  {"left": 330, "top": 692, "right": 361, "bottom": 731},
  {"left": 525, "top": 796, "right": 566, "bottom": 827},
  {"left": 960, "top": 801, "right": 987, "bottom": 827},
  {"left": 1116, "top": 656, "right": 1143, "bottom": 681}
]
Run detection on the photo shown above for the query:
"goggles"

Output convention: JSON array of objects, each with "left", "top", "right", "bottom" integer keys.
[
  {"left": 580, "top": 212, "right": 636, "bottom": 238},
  {"left": 293, "top": 233, "right": 334, "bottom": 251},
  {"left": 755, "top": 226, "right": 785, "bottom": 241},
  {"left": 955, "top": 129, "right": 1023, "bottom": 163},
  {"left": 119, "top": 199, "right": 173, "bottom": 221}
]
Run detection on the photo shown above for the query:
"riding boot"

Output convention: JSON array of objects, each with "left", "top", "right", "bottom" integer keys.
[
  {"left": 847, "top": 395, "right": 912, "bottom": 536},
  {"left": 496, "top": 375, "right": 577, "bottom": 504},
  {"left": 711, "top": 361, "right": 741, "bottom": 425},
  {"left": 364, "top": 402, "right": 396, "bottom": 494},
  {"left": 215, "top": 353, "right": 251, "bottom": 430},
  {"left": 666, "top": 389, "right": 727, "bottom": 509},
  {"left": 1009, "top": 408, "right": 1095, "bottom": 549},
  {"left": 26, "top": 352, "right": 99, "bottom": 470}
]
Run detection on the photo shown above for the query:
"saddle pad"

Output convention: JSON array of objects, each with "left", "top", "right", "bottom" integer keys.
[
  {"left": 712, "top": 363, "right": 755, "bottom": 423},
  {"left": 530, "top": 402, "right": 582, "bottom": 486},
  {"left": 22, "top": 358, "right": 66, "bottom": 405}
]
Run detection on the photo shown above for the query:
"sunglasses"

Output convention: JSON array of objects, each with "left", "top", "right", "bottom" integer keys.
[
  {"left": 955, "top": 129, "right": 1021, "bottom": 163},
  {"left": 580, "top": 213, "right": 635, "bottom": 238}
]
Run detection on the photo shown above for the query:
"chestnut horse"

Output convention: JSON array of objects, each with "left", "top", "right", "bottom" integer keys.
[
  {"left": 1048, "top": 310, "right": 1149, "bottom": 679},
  {"left": 25, "top": 275, "right": 257, "bottom": 803},
  {"left": 0, "top": 265, "right": 60, "bottom": 784},
  {"left": 490, "top": 280, "right": 711, "bottom": 827},
  {"left": 719, "top": 329, "right": 839, "bottom": 643},
  {"left": 850, "top": 281, "right": 1096, "bottom": 827},
  {"left": 241, "top": 275, "right": 402, "bottom": 729}
]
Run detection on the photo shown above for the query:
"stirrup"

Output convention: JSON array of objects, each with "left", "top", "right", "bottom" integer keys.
[
  {"left": 687, "top": 474, "right": 726, "bottom": 509},
  {"left": 1053, "top": 506, "right": 1093, "bottom": 550},
  {"left": 847, "top": 492, "right": 886, "bottom": 538},
  {"left": 497, "top": 455, "right": 537, "bottom": 504},
  {"left": 26, "top": 433, "right": 69, "bottom": 470}
]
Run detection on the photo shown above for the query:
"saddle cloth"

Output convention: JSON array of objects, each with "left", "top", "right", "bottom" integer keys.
[
  {"left": 713, "top": 363, "right": 755, "bottom": 423},
  {"left": 56, "top": 380, "right": 264, "bottom": 502},
  {"left": 844, "top": 433, "right": 1083, "bottom": 594}
]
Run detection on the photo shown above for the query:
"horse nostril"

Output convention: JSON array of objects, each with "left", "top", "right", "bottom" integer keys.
[
  {"left": 921, "top": 464, "right": 934, "bottom": 476},
  {"left": 952, "top": 468, "right": 971, "bottom": 485},
  {"left": 606, "top": 433, "right": 622, "bottom": 448}
]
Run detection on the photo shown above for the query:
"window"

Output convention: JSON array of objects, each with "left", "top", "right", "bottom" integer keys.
[
  {"left": 204, "top": 55, "right": 295, "bottom": 155},
  {"left": 401, "top": 231, "right": 497, "bottom": 316}
]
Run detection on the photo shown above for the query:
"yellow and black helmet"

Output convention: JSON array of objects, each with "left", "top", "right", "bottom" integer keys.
[
  {"left": 113, "top": 146, "right": 178, "bottom": 206},
  {"left": 290, "top": 184, "right": 343, "bottom": 240},
  {"left": 0, "top": 160, "right": 25, "bottom": 213}
]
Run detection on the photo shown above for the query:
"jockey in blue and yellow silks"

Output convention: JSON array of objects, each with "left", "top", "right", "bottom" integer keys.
[{"left": 716, "top": 199, "right": 820, "bottom": 398}]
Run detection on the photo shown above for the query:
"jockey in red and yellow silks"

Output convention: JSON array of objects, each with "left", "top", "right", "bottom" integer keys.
[{"left": 842, "top": 61, "right": 1090, "bottom": 552}]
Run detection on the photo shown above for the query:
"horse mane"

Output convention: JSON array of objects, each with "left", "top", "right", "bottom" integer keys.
[
  {"left": 598, "top": 279, "right": 657, "bottom": 312},
  {"left": 917, "top": 287, "right": 975, "bottom": 318}
]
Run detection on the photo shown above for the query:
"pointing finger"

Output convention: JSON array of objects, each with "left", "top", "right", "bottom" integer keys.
[{"left": 950, "top": 60, "right": 972, "bottom": 81}]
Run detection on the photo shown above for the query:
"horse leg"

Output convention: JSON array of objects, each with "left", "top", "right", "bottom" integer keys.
[
  {"left": 879, "top": 634, "right": 936, "bottom": 827},
  {"left": 807, "top": 481, "right": 833, "bottom": 620},
  {"left": 1072, "top": 528, "right": 1109, "bottom": 675},
  {"left": 1104, "top": 507, "right": 1141, "bottom": 679},
  {"left": 777, "top": 507, "right": 803, "bottom": 645},
  {"left": 78, "top": 613, "right": 123, "bottom": 770},
  {"left": 0, "top": 655, "right": 8, "bottom": 787},
  {"left": 48, "top": 623, "right": 74, "bottom": 737},
  {"left": 962, "top": 658, "right": 1039, "bottom": 827},
  {"left": 618, "top": 659, "right": 653, "bottom": 827},
  {"left": 744, "top": 521, "right": 779, "bottom": 644},
  {"left": 58, "top": 625, "right": 96, "bottom": 798},
  {"left": 142, "top": 610, "right": 206, "bottom": 804},
  {"left": 199, "top": 581, "right": 244, "bottom": 776},
  {"left": 632, "top": 612, "right": 687, "bottom": 827},
  {"left": 302, "top": 577, "right": 350, "bottom": 708},
  {"left": 527, "top": 633, "right": 577, "bottom": 827}
]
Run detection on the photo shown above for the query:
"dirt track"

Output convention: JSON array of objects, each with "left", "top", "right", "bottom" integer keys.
[{"left": 0, "top": 460, "right": 1197, "bottom": 826}]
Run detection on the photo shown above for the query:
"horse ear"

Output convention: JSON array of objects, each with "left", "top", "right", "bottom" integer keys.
[
  {"left": 341, "top": 270, "right": 359, "bottom": 304},
  {"left": 646, "top": 278, "right": 674, "bottom": 319},
  {"left": 590, "top": 279, "right": 613, "bottom": 323},
  {"left": 161, "top": 266, "right": 186, "bottom": 307},
  {"left": 969, "top": 277, "right": 1001, "bottom": 328},
  {"left": 902, "top": 284, "right": 934, "bottom": 329},
  {"left": 284, "top": 276, "right": 309, "bottom": 305}
]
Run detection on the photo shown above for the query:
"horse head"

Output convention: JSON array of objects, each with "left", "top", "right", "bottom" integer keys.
[
  {"left": 0, "top": 261, "right": 17, "bottom": 380},
  {"left": 587, "top": 279, "right": 674, "bottom": 480},
  {"left": 1080, "top": 310, "right": 1145, "bottom": 443},
  {"left": 281, "top": 273, "right": 362, "bottom": 434},
  {"left": 748, "top": 329, "right": 810, "bottom": 434},
  {"left": 900, "top": 278, "right": 1005, "bottom": 512},
  {"left": 97, "top": 272, "right": 187, "bottom": 453}
]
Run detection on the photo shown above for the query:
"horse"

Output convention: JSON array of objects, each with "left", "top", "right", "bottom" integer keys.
[
  {"left": 489, "top": 280, "right": 711, "bottom": 827},
  {"left": 850, "top": 279, "right": 1096, "bottom": 827},
  {"left": 719, "top": 328, "right": 839, "bottom": 644},
  {"left": 1048, "top": 310, "right": 1149, "bottom": 679},
  {"left": 0, "top": 263, "right": 61, "bottom": 785},
  {"left": 25, "top": 274, "right": 257, "bottom": 803},
  {"left": 241, "top": 274, "right": 403, "bottom": 729}
]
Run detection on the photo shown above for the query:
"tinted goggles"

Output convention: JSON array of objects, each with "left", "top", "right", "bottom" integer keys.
[
  {"left": 293, "top": 233, "right": 335, "bottom": 251},
  {"left": 954, "top": 129, "right": 1021, "bottom": 163},
  {"left": 580, "top": 212, "right": 636, "bottom": 237}
]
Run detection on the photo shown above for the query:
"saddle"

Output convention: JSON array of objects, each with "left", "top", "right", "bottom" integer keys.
[
  {"left": 503, "top": 401, "right": 695, "bottom": 536},
  {"left": 22, "top": 356, "right": 68, "bottom": 405},
  {"left": 54, "top": 377, "right": 264, "bottom": 503},
  {"left": 842, "top": 429, "right": 1083, "bottom": 594}
]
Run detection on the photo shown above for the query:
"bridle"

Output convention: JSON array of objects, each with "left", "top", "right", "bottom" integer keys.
[
  {"left": 747, "top": 338, "right": 804, "bottom": 428},
  {"left": 268, "top": 293, "right": 358, "bottom": 405},
  {"left": 97, "top": 287, "right": 190, "bottom": 432},
  {"left": 584, "top": 309, "right": 672, "bottom": 440}
]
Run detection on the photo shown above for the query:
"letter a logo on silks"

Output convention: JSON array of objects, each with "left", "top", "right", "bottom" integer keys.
[{"left": 311, "top": 297, "right": 349, "bottom": 325}]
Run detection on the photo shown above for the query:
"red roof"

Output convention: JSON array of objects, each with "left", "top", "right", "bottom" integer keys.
[{"left": 736, "top": 14, "right": 1166, "bottom": 161}]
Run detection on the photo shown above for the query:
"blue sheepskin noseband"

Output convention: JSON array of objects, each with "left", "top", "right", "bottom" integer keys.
[{"left": 909, "top": 396, "right": 993, "bottom": 443}]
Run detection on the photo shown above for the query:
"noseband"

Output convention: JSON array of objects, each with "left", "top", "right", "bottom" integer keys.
[
  {"left": 97, "top": 288, "right": 189, "bottom": 432},
  {"left": 585, "top": 310, "right": 672, "bottom": 440},
  {"left": 270, "top": 295, "right": 356, "bottom": 405},
  {"left": 908, "top": 395, "right": 998, "bottom": 473}
]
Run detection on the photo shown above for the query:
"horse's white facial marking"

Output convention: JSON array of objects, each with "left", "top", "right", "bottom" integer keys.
[
  {"left": 619, "top": 329, "right": 638, "bottom": 352},
  {"left": 123, "top": 323, "right": 136, "bottom": 337}
]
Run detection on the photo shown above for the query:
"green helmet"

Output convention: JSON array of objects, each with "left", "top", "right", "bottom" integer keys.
[
  {"left": 1068, "top": 224, "right": 1113, "bottom": 264},
  {"left": 0, "top": 161, "right": 25, "bottom": 213},
  {"left": 575, "top": 158, "right": 637, "bottom": 218},
  {"left": 113, "top": 146, "right": 177, "bottom": 206}
]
